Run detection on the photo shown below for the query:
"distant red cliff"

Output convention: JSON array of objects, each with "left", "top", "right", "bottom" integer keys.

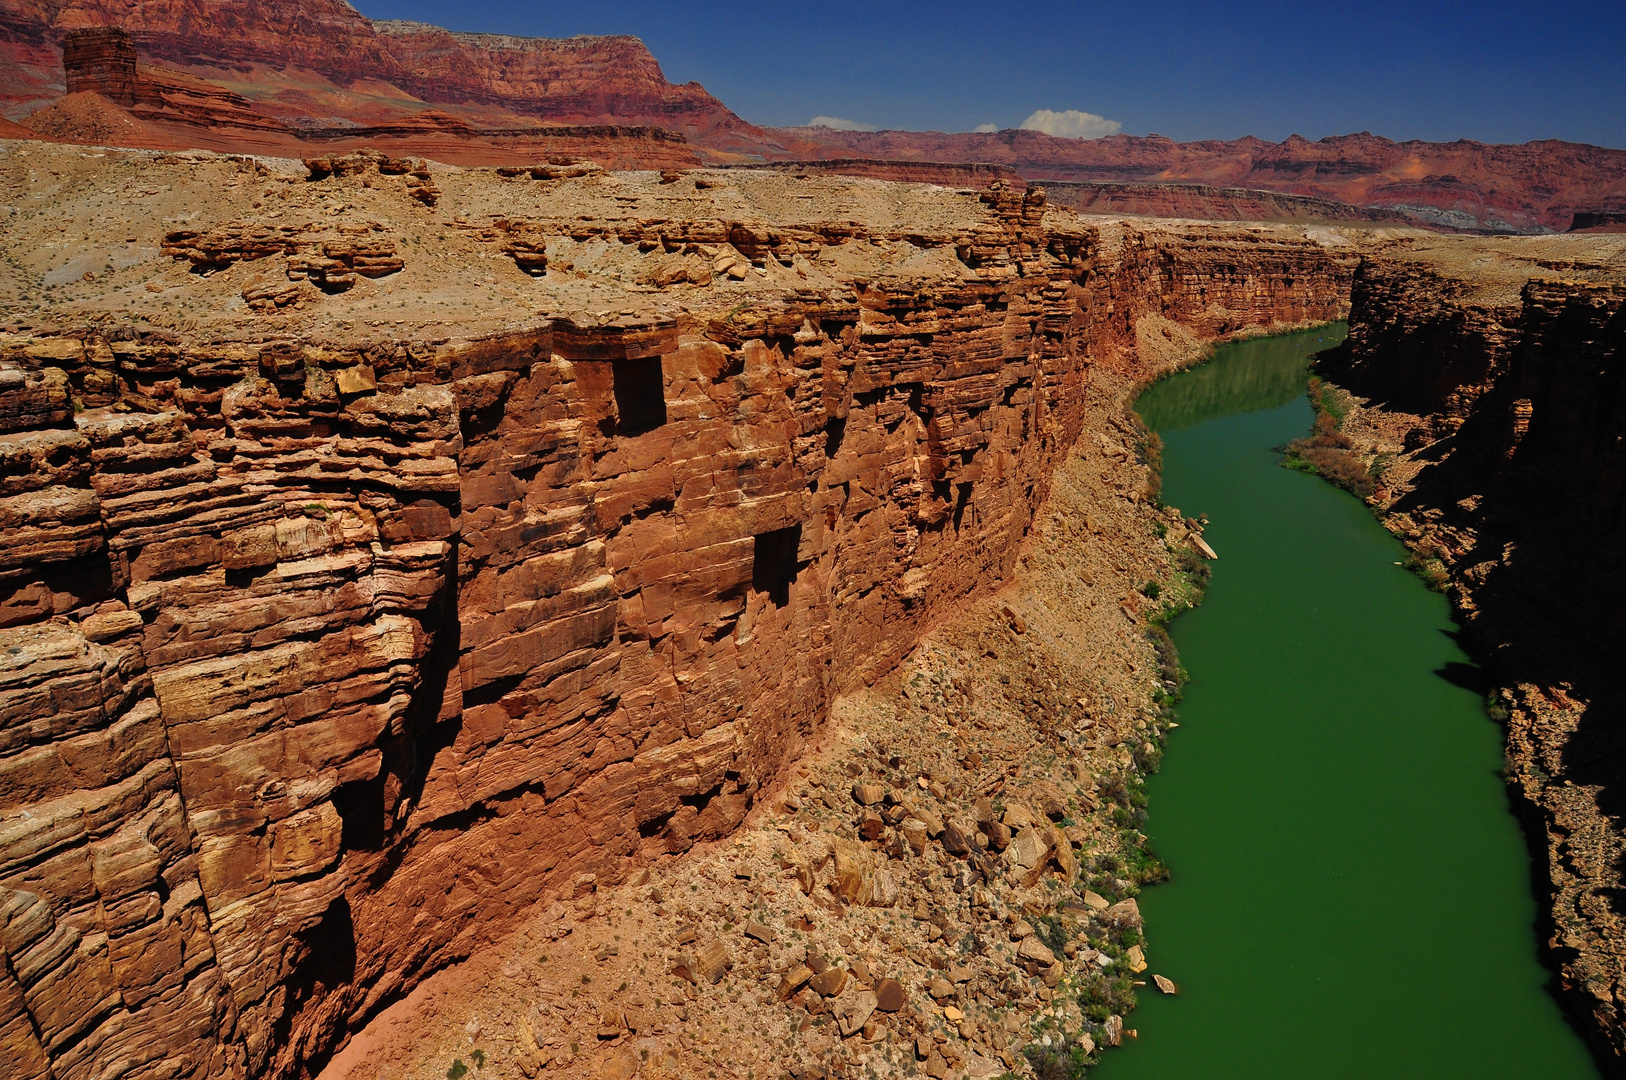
[
  {"left": 3, "top": 0, "right": 1624, "bottom": 231},
  {"left": 772, "top": 128, "right": 1626, "bottom": 234}
]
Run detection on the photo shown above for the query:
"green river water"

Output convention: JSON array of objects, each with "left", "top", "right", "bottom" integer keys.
[{"left": 1089, "top": 326, "right": 1599, "bottom": 1079}]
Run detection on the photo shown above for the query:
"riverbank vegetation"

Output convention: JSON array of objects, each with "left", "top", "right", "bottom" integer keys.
[{"left": 1281, "top": 376, "right": 1382, "bottom": 498}]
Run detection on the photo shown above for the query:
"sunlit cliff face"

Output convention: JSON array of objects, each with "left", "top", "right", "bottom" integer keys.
[{"left": 0, "top": 141, "right": 1358, "bottom": 1079}]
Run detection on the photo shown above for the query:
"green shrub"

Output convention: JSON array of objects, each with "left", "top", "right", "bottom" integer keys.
[
  {"left": 1024, "top": 1039, "right": 1094, "bottom": 1080},
  {"left": 1282, "top": 376, "right": 1379, "bottom": 498},
  {"left": 1035, "top": 915, "right": 1069, "bottom": 955},
  {"left": 1403, "top": 540, "right": 1450, "bottom": 591}
]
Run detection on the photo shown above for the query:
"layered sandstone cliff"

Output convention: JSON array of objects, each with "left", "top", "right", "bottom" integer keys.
[
  {"left": 17, "top": 28, "right": 704, "bottom": 169},
  {"left": 1315, "top": 234, "right": 1626, "bottom": 1070},
  {"left": 0, "top": 142, "right": 1355, "bottom": 1079},
  {"left": 775, "top": 129, "right": 1626, "bottom": 235},
  {"left": 0, "top": 0, "right": 767, "bottom": 153}
]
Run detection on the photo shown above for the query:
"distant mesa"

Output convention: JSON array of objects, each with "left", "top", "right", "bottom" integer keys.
[
  {"left": 1045, "top": 179, "right": 1421, "bottom": 228},
  {"left": 62, "top": 27, "right": 137, "bottom": 105},
  {"left": 724, "top": 158, "right": 1026, "bottom": 189}
]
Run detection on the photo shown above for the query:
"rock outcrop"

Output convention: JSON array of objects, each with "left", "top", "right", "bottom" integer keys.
[
  {"left": 1314, "top": 233, "right": 1626, "bottom": 1071},
  {"left": 60, "top": 26, "right": 135, "bottom": 104},
  {"left": 1570, "top": 211, "right": 1626, "bottom": 234},
  {"left": 0, "top": 144, "right": 1355, "bottom": 1079}
]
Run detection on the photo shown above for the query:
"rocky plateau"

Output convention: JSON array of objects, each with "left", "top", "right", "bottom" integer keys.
[{"left": 3, "top": 4, "right": 1625, "bottom": 231}]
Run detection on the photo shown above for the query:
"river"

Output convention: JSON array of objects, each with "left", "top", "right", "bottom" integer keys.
[{"left": 1089, "top": 326, "right": 1599, "bottom": 1078}]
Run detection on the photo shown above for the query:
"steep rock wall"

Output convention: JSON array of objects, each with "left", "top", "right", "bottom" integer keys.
[
  {"left": 60, "top": 26, "right": 134, "bottom": 103},
  {"left": 0, "top": 196, "right": 1351, "bottom": 1080},
  {"left": 0, "top": 0, "right": 763, "bottom": 151},
  {"left": 1319, "top": 258, "right": 1526, "bottom": 433},
  {"left": 18, "top": 27, "right": 705, "bottom": 169},
  {"left": 1319, "top": 252, "right": 1626, "bottom": 1070}
]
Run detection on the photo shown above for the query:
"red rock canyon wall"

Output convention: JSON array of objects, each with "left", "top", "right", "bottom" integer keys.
[{"left": 0, "top": 191, "right": 1351, "bottom": 1080}]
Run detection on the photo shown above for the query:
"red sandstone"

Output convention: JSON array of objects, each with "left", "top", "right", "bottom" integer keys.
[{"left": 0, "top": 144, "right": 1355, "bottom": 1079}]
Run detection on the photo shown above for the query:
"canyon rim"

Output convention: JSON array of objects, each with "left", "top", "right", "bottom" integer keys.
[{"left": 1, "top": 5, "right": 1624, "bottom": 1080}]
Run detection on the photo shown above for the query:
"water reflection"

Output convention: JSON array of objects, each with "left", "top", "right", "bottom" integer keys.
[{"left": 1135, "top": 325, "right": 1347, "bottom": 432}]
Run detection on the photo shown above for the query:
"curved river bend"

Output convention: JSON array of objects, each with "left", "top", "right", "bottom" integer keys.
[{"left": 1091, "top": 327, "right": 1598, "bottom": 1079}]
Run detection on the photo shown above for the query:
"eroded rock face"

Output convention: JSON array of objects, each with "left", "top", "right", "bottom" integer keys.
[
  {"left": 60, "top": 27, "right": 136, "bottom": 105},
  {"left": 0, "top": 168, "right": 1351, "bottom": 1079},
  {"left": 780, "top": 129, "right": 1626, "bottom": 234},
  {"left": 1318, "top": 258, "right": 1525, "bottom": 433},
  {"left": 2, "top": 0, "right": 751, "bottom": 151},
  {"left": 1315, "top": 237, "right": 1626, "bottom": 1068}
]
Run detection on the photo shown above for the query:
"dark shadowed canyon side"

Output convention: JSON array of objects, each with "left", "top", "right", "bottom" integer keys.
[
  {"left": 1, "top": 4, "right": 1625, "bottom": 1079},
  {"left": 1309, "top": 239, "right": 1626, "bottom": 1068}
]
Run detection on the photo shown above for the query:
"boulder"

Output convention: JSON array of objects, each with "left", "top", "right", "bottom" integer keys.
[
  {"left": 779, "top": 964, "right": 813, "bottom": 999},
  {"left": 874, "top": 977, "right": 905, "bottom": 1012},
  {"left": 809, "top": 967, "right": 849, "bottom": 997},
  {"left": 835, "top": 990, "right": 877, "bottom": 1036},
  {"left": 909, "top": 805, "right": 946, "bottom": 837},
  {"left": 693, "top": 940, "right": 732, "bottom": 984},
  {"left": 1016, "top": 937, "right": 1056, "bottom": 967},
  {"left": 831, "top": 837, "right": 873, "bottom": 904},
  {"left": 1106, "top": 898, "right": 1142, "bottom": 928},
  {"left": 1030, "top": 781, "right": 1068, "bottom": 820},
  {"left": 1006, "top": 826, "right": 1051, "bottom": 885},
  {"left": 852, "top": 782, "right": 884, "bottom": 805}
]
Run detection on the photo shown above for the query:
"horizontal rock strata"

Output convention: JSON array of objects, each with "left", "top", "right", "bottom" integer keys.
[
  {"left": 0, "top": 145, "right": 1353, "bottom": 1080},
  {"left": 1044, "top": 180, "right": 1422, "bottom": 228}
]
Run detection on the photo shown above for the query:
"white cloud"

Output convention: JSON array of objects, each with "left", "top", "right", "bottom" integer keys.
[
  {"left": 808, "top": 116, "right": 879, "bottom": 132},
  {"left": 1019, "top": 108, "right": 1121, "bottom": 140},
  {"left": 973, "top": 123, "right": 999, "bottom": 133}
]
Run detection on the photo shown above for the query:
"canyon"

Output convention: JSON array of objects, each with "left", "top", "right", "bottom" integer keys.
[
  {"left": 2, "top": 6, "right": 1626, "bottom": 1079},
  {"left": 1, "top": 139, "right": 1358, "bottom": 1079},
  {"left": 1309, "top": 234, "right": 1626, "bottom": 1068},
  {"left": 6, "top": 131, "right": 1619, "bottom": 1079}
]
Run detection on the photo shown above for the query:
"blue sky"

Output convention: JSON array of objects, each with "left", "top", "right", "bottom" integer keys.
[{"left": 355, "top": 1, "right": 1626, "bottom": 148}]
